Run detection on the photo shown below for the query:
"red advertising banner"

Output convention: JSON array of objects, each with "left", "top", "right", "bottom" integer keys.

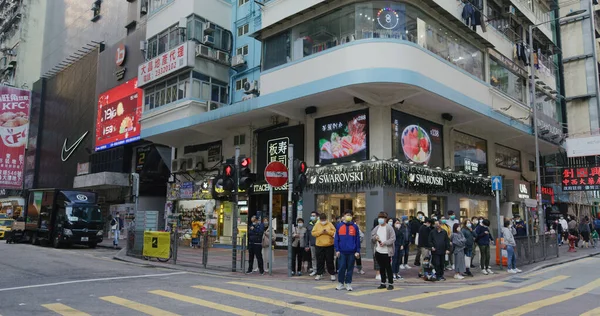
[
  {"left": 561, "top": 167, "right": 600, "bottom": 191},
  {"left": 0, "top": 86, "right": 31, "bottom": 189},
  {"left": 95, "top": 78, "right": 142, "bottom": 151}
]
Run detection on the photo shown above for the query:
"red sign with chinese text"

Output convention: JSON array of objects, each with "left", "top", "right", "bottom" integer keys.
[
  {"left": 536, "top": 186, "right": 555, "bottom": 204},
  {"left": 561, "top": 167, "right": 600, "bottom": 191},
  {"left": 95, "top": 79, "right": 142, "bottom": 151},
  {"left": 0, "top": 86, "right": 31, "bottom": 189}
]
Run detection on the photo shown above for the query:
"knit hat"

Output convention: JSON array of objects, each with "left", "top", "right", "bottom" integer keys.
[{"left": 402, "top": 215, "right": 408, "bottom": 221}]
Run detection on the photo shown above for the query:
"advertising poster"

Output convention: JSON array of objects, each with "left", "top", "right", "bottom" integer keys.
[
  {"left": 0, "top": 86, "right": 31, "bottom": 189},
  {"left": 453, "top": 131, "right": 488, "bottom": 174},
  {"left": 392, "top": 110, "right": 443, "bottom": 167},
  {"left": 315, "top": 109, "right": 368, "bottom": 164},
  {"left": 95, "top": 78, "right": 142, "bottom": 151}
]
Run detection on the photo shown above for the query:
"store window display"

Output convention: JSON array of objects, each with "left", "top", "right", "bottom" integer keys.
[
  {"left": 317, "top": 193, "right": 366, "bottom": 234},
  {"left": 459, "top": 198, "right": 488, "bottom": 220}
]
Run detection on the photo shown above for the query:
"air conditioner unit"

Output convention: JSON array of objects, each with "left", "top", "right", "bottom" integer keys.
[
  {"left": 209, "top": 101, "right": 221, "bottom": 111},
  {"left": 216, "top": 51, "right": 229, "bottom": 64},
  {"left": 243, "top": 80, "right": 259, "bottom": 94},
  {"left": 231, "top": 54, "right": 246, "bottom": 68},
  {"left": 203, "top": 35, "right": 214, "bottom": 47},
  {"left": 171, "top": 158, "right": 182, "bottom": 173},
  {"left": 195, "top": 44, "right": 214, "bottom": 59},
  {"left": 186, "top": 155, "right": 204, "bottom": 171},
  {"left": 139, "top": 40, "right": 147, "bottom": 51},
  {"left": 140, "top": 5, "right": 147, "bottom": 14},
  {"left": 504, "top": 5, "right": 516, "bottom": 15},
  {"left": 204, "top": 22, "right": 215, "bottom": 35}
]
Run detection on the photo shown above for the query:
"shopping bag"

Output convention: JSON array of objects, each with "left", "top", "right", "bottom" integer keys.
[
  {"left": 415, "top": 233, "right": 419, "bottom": 246},
  {"left": 465, "top": 255, "right": 471, "bottom": 267}
]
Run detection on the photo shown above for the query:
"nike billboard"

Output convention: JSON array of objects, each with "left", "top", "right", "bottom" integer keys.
[
  {"left": 95, "top": 78, "right": 142, "bottom": 151},
  {"left": 0, "top": 86, "right": 31, "bottom": 189}
]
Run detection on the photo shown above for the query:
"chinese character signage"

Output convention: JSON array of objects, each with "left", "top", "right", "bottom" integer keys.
[
  {"left": 453, "top": 131, "right": 487, "bottom": 174},
  {"left": 561, "top": 167, "right": 600, "bottom": 191},
  {"left": 315, "top": 109, "right": 368, "bottom": 165},
  {"left": 0, "top": 86, "right": 30, "bottom": 189},
  {"left": 137, "top": 41, "right": 195, "bottom": 87},
  {"left": 95, "top": 79, "right": 143, "bottom": 151},
  {"left": 392, "top": 110, "right": 443, "bottom": 167},
  {"left": 268, "top": 137, "right": 289, "bottom": 167},
  {"left": 256, "top": 125, "right": 304, "bottom": 184}
]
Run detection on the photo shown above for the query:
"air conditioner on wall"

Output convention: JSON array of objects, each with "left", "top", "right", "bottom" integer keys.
[
  {"left": 140, "top": 5, "right": 147, "bottom": 14},
  {"left": 243, "top": 80, "right": 259, "bottom": 94},
  {"left": 204, "top": 22, "right": 215, "bottom": 35},
  {"left": 171, "top": 158, "right": 182, "bottom": 173},
  {"left": 209, "top": 102, "right": 221, "bottom": 111},
  {"left": 203, "top": 35, "right": 214, "bottom": 47},
  {"left": 195, "top": 44, "right": 214, "bottom": 59},
  {"left": 231, "top": 54, "right": 245, "bottom": 68},
  {"left": 504, "top": 5, "right": 516, "bottom": 15},
  {"left": 186, "top": 155, "right": 204, "bottom": 171},
  {"left": 216, "top": 51, "right": 229, "bottom": 64}
]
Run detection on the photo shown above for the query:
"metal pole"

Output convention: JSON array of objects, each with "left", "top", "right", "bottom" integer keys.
[
  {"left": 232, "top": 147, "right": 240, "bottom": 272},
  {"left": 287, "top": 144, "right": 294, "bottom": 278},
  {"left": 268, "top": 185, "right": 273, "bottom": 275},
  {"left": 496, "top": 190, "right": 502, "bottom": 268},
  {"left": 529, "top": 24, "right": 545, "bottom": 234}
]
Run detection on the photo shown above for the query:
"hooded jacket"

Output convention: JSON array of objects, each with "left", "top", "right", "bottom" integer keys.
[
  {"left": 311, "top": 221, "right": 335, "bottom": 247},
  {"left": 334, "top": 221, "right": 361, "bottom": 254}
]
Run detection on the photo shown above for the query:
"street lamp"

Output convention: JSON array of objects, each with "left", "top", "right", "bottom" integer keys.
[{"left": 529, "top": 8, "right": 587, "bottom": 233}]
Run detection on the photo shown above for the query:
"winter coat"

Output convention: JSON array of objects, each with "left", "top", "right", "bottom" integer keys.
[
  {"left": 461, "top": 227, "right": 475, "bottom": 249},
  {"left": 292, "top": 226, "right": 308, "bottom": 248},
  {"left": 501, "top": 227, "right": 517, "bottom": 247},
  {"left": 371, "top": 224, "right": 396, "bottom": 257},
  {"left": 334, "top": 222, "right": 361, "bottom": 254},
  {"left": 417, "top": 225, "right": 432, "bottom": 248},
  {"left": 475, "top": 225, "right": 493, "bottom": 246},
  {"left": 262, "top": 226, "right": 276, "bottom": 248},
  {"left": 399, "top": 224, "right": 411, "bottom": 244},
  {"left": 248, "top": 222, "right": 264, "bottom": 244},
  {"left": 452, "top": 232, "right": 466, "bottom": 253},
  {"left": 394, "top": 226, "right": 405, "bottom": 251},
  {"left": 428, "top": 228, "right": 451, "bottom": 255},
  {"left": 311, "top": 221, "right": 335, "bottom": 247}
]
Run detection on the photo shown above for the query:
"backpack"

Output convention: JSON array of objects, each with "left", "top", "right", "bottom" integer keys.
[{"left": 111, "top": 218, "right": 118, "bottom": 229}]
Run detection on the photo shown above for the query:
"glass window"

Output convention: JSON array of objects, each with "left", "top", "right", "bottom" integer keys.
[
  {"left": 490, "top": 58, "right": 526, "bottom": 103},
  {"left": 453, "top": 131, "right": 488, "bottom": 174},
  {"left": 201, "top": 82, "right": 211, "bottom": 100},
  {"left": 237, "top": 24, "right": 249, "bottom": 36},
  {"left": 169, "top": 27, "right": 179, "bottom": 49},
  {"left": 535, "top": 88, "right": 559, "bottom": 120},
  {"left": 149, "top": 0, "right": 173, "bottom": 14},
  {"left": 459, "top": 198, "right": 488, "bottom": 220},
  {"left": 263, "top": 32, "right": 290, "bottom": 70},
  {"left": 495, "top": 144, "right": 521, "bottom": 171},
  {"left": 395, "top": 194, "right": 429, "bottom": 218},
  {"left": 236, "top": 78, "right": 248, "bottom": 90},
  {"left": 192, "top": 80, "right": 201, "bottom": 99},
  {"left": 147, "top": 38, "right": 158, "bottom": 59},
  {"left": 237, "top": 45, "right": 249, "bottom": 56},
  {"left": 195, "top": 19, "right": 204, "bottom": 42},
  {"left": 158, "top": 31, "right": 168, "bottom": 55}
]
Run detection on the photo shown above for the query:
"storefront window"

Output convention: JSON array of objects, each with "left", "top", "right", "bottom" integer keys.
[
  {"left": 453, "top": 131, "right": 488, "bottom": 174},
  {"left": 395, "top": 194, "right": 445, "bottom": 219},
  {"left": 317, "top": 193, "right": 366, "bottom": 233},
  {"left": 262, "top": 1, "right": 484, "bottom": 80},
  {"left": 459, "top": 198, "right": 488, "bottom": 220},
  {"left": 490, "top": 58, "right": 526, "bottom": 103},
  {"left": 495, "top": 144, "right": 521, "bottom": 171}
]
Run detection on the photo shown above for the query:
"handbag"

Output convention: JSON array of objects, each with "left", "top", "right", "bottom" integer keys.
[{"left": 465, "top": 255, "right": 471, "bottom": 267}]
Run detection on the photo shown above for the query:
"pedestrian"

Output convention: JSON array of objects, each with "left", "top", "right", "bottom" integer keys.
[
  {"left": 416, "top": 219, "right": 433, "bottom": 278},
  {"left": 475, "top": 219, "right": 494, "bottom": 275},
  {"left": 191, "top": 218, "right": 201, "bottom": 249},
  {"left": 412, "top": 212, "right": 425, "bottom": 266},
  {"left": 514, "top": 215, "right": 528, "bottom": 260},
  {"left": 446, "top": 211, "right": 459, "bottom": 231},
  {"left": 246, "top": 216, "right": 265, "bottom": 275},
  {"left": 352, "top": 216, "right": 366, "bottom": 275},
  {"left": 560, "top": 215, "right": 569, "bottom": 243},
  {"left": 502, "top": 219, "right": 521, "bottom": 273},
  {"left": 110, "top": 212, "right": 123, "bottom": 249},
  {"left": 451, "top": 223, "right": 466, "bottom": 279},
  {"left": 440, "top": 217, "right": 452, "bottom": 270},
  {"left": 568, "top": 216, "right": 579, "bottom": 247},
  {"left": 311, "top": 213, "right": 336, "bottom": 281},
  {"left": 428, "top": 220, "right": 451, "bottom": 281},
  {"left": 580, "top": 217, "right": 591, "bottom": 248},
  {"left": 399, "top": 216, "right": 411, "bottom": 270},
  {"left": 392, "top": 218, "right": 405, "bottom": 280},
  {"left": 334, "top": 211, "right": 361, "bottom": 291},
  {"left": 461, "top": 219, "right": 475, "bottom": 276},
  {"left": 307, "top": 212, "right": 319, "bottom": 276},
  {"left": 372, "top": 217, "right": 382, "bottom": 280},
  {"left": 261, "top": 218, "right": 275, "bottom": 271},
  {"left": 371, "top": 212, "right": 396, "bottom": 290},
  {"left": 291, "top": 218, "right": 308, "bottom": 276}
]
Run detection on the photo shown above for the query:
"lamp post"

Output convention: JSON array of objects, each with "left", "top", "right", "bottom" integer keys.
[{"left": 528, "top": 9, "right": 587, "bottom": 233}]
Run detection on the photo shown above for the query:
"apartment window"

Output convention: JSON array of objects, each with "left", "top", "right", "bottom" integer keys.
[
  {"left": 146, "top": 24, "right": 185, "bottom": 59},
  {"left": 235, "top": 78, "right": 248, "bottom": 91},
  {"left": 191, "top": 72, "right": 228, "bottom": 104},
  {"left": 144, "top": 73, "right": 190, "bottom": 111},
  {"left": 234, "top": 134, "right": 246, "bottom": 146},
  {"left": 236, "top": 45, "right": 249, "bottom": 56},
  {"left": 495, "top": 144, "right": 521, "bottom": 171},
  {"left": 237, "top": 24, "right": 249, "bottom": 37},
  {"left": 148, "top": 0, "right": 173, "bottom": 15},
  {"left": 186, "top": 15, "right": 232, "bottom": 52},
  {"left": 490, "top": 58, "right": 526, "bottom": 103},
  {"left": 238, "top": 0, "right": 249, "bottom": 6}
]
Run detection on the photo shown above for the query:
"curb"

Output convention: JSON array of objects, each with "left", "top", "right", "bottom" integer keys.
[{"left": 523, "top": 250, "right": 600, "bottom": 274}]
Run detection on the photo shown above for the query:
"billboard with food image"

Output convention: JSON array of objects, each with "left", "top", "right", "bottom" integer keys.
[
  {"left": 0, "top": 86, "right": 31, "bottom": 189},
  {"left": 315, "top": 109, "right": 368, "bottom": 164},
  {"left": 95, "top": 78, "right": 142, "bottom": 151},
  {"left": 392, "top": 110, "right": 443, "bottom": 167}
]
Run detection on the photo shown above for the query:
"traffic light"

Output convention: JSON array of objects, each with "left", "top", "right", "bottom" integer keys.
[
  {"left": 238, "top": 157, "right": 254, "bottom": 190},
  {"left": 219, "top": 163, "right": 235, "bottom": 191},
  {"left": 293, "top": 159, "right": 307, "bottom": 193}
]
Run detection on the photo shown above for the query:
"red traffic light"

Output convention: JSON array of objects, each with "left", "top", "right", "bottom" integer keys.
[
  {"left": 241, "top": 158, "right": 251, "bottom": 168},
  {"left": 224, "top": 165, "right": 233, "bottom": 177},
  {"left": 299, "top": 161, "right": 307, "bottom": 173}
]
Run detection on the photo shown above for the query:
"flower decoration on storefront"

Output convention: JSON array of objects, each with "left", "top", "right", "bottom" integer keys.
[{"left": 306, "top": 160, "right": 491, "bottom": 196}]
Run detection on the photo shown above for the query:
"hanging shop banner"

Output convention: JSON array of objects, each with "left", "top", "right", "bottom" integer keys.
[
  {"left": 167, "top": 180, "right": 213, "bottom": 200},
  {"left": 392, "top": 110, "right": 443, "bottom": 167},
  {"left": 95, "top": 78, "right": 143, "bottom": 151},
  {"left": 315, "top": 109, "right": 368, "bottom": 165},
  {"left": 137, "top": 41, "right": 195, "bottom": 87},
  {"left": 561, "top": 167, "right": 600, "bottom": 191},
  {"left": 256, "top": 125, "right": 304, "bottom": 181},
  {"left": 0, "top": 86, "right": 31, "bottom": 189}
]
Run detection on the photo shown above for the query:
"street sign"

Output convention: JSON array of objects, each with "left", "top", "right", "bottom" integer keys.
[
  {"left": 491, "top": 176, "right": 503, "bottom": 191},
  {"left": 265, "top": 162, "right": 288, "bottom": 187}
]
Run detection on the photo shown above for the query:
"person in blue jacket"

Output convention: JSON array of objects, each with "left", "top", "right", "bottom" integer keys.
[
  {"left": 334, "top": 210, "right": 361, "bottom": 291},
  {"left": 474, "top": 219, "right": 494, "bottom": 275}
]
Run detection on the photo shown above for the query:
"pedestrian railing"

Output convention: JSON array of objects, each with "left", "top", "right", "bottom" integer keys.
[{"left": 514, "top": 233, "right": 559, "bottom": 266}]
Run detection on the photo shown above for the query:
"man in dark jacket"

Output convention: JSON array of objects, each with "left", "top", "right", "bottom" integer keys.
[
  {"left": 514, "top": 215, "right": 528, "bottom": 260},
  {"left": 428, "top": 220, "right": 450, "bottom": 281},
  {"left": 334, "top": 211, "right": 361, "bottom": 291},
  {"left": 307, "top": 211, "right": 319, "bottom": 275},
  {"left": 246, "top": 216, "right": 265, "bottom": 275},
  {"left": 475, "top": 219, "right": 494, "bottom": 274},
  {"left": 416, "top": 219, "right": 432, "bottom": 270},
  {"left": 411, "top": 212, "right": 425, "bottom": 266}
]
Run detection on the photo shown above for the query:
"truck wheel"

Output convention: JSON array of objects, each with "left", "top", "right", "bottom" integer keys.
[
  {"left": 52, "top": 236, "right": 61, "bottom": 249},
  {"left": 88, "top": 242, "right": 97, "bottom": 249}
]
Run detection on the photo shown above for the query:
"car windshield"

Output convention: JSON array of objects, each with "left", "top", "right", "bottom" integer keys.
[
  {"left": 0, "top": 219, "right": 13, "bottom": 226},
  {"left": 66, "top": 206, "right": 102, "bottom": 223}
]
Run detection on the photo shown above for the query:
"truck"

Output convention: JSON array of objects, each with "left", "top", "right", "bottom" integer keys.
[{"left": 24, "top": 189, "right": 104, "bottom": 248}]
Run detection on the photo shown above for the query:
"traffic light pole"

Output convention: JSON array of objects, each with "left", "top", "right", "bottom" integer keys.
[
  {"left": 231, "top": 147, "right": 240, "bottom": 272},
  {"left": 287, "top": 144, "right": 294, "bottom": 278}
]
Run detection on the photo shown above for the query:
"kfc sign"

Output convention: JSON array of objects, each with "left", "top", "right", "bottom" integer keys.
[
  {"left": 561, "top": 167, "right": 600, "bottom": 191},
  {"left": 95, "top": 79, "right": 143, "bottom": 151},
  {"left": 137, "top": 41, "right": 195, "bottom": 87},
  {"left": 0, "top": 86, "right": 30, "bottom": 189}
]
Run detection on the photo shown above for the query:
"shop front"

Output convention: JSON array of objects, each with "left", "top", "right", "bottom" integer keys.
[{"left": 0, "top": 192, "right": 24, "bottom": 219}]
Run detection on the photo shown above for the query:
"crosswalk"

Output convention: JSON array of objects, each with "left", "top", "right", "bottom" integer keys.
[{"left": 12, "top": 271, "right": 600, "bottom": 316}]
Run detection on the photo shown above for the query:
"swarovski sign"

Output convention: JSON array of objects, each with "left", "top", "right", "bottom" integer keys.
[
  {"left": 309, "top": 171, "right": 364, "bottom": 185},
  {"left": 409, "top": 173, "right": 444, "bottom": 186}
]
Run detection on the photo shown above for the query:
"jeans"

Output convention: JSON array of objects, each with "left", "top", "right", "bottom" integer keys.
[
  {"left": 432, "top": 253, "right": 445, "bottom": 278},
  {"left": 506, "top": 245, "right": 516, "bottom": 270},
  {"left": 292, "top": 246, "right": 304, "bottom": 273},
  {"left": 392, "top": 248, "right": 401, "bottom": 274},
  {"left": 315, "top": 245, "right": 335, "bottom": 276},
  {"left": 247, "top": 243, "right": 264, "bottom": 273},
  {"left": 479, "top": 245, "right": 490, "bottom": 269},
  {"left": 112, "top": 229, "right": 120, "bottom": 246},
  {"left": 401, "top": 243, "right": 410, "bottom": 264},
  {"left": 338, "top": 253, "right": 356, "bottom": 284},
  {"left": 375, "top": 252, "right": 393, "bottom": 284}
]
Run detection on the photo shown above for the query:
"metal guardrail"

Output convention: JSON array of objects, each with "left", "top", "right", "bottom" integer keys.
[{"left": 513, "top": 233, "right": 559, "bottom": 266}]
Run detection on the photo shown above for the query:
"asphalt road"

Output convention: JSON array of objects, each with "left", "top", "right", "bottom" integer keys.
[{"left": 1, "top": 242, "right": 600, "bottom": 316}]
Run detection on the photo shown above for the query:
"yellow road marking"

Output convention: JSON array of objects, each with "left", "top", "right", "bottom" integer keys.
[
  {"left": 99, "top": 296, "right": 180, "bottom": 316},
  {"left": 229, "top": 281, "right": 431, "bottom": 316},
  {"left": 149, "top": 290, "right": 263, "bottom": 316},
  {"left": 193, "top": 285, "right": 346, "bottom": 316},
  {"left": 495, "top": 277, "right": 600, "bottom": 316},
  {"left": 314, "top": 284, "right": 338, "bottom": 290},
  {"left": 581, "top": 306, "right": 600, "bottom": 316},
  {"left": 437, "top": 275, "right": 570, "bottom": 309},
  {"left": 348, "top": 287, "right": 403, "bottom": 296},
  {"left": 391, "top": 282, "right": 504, "bottom": 303},
  {"left": 41, "top": 303, "right": 90, "bottom": 316}
]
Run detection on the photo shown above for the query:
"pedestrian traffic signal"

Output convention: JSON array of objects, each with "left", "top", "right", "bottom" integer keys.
[
  {"left": 293, "top": 159, "right": 307, "bottom": 193},
  {"left": 220, "top": 164, "right": 235, "bottom": 191},
  {"left": 238, "top": 157, "right": 254, "bottom": 190}
]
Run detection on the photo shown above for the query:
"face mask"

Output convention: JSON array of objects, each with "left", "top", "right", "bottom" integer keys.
[
  {"left": 378, "top": 218, "right": 385, "bottom": 225},
  {"left": 310, "top": 216, "right": 316, "bottom": 221},
  {"left": 404, "top": 220, "right": 409, "bottom": 224},
  {"left": 395, "top": 224, "right": 401, "bottom": 229},
  {"left": 516, "top": 219, "right": 521, "bottom": 223},
  {"left": 264, "top": 222, "right": 268, "bottom": 227},
  {"left": 473, "top": 220, "right": 479, "bottom": 225},
  {"left": 467, "top": 223, "right": 472, "bottom": 228},
  {"left": 441, "top": 220, "right": 447, "bottom": 224},
  {"left": 450, "top": 215, "right": 456, "bottom": 220},
  {"left": 298, "top": 223, "right": 303, "bottom": 227},
  {"left": 345, "top": 216, "right": 352, "bottom": 222},
  {"left": 320, "top": 221, "right": 327, "bottom": 225},
  {"left": 418, "top": 215, "right": 424, "bottom": 220}
]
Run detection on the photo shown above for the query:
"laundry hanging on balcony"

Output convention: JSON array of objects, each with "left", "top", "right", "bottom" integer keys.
[{"left": 461, "top": 1, "right": 487, "bottom": 32}]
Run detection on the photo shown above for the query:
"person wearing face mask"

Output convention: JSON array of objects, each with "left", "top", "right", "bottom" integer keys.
[
  {"left": 514, "top": 215, "right": 528, "bottom": 260},
  {"left": 334, "top": 211, "right": 361, "bottom": 291},
  {"left": 371, "top": 212, "right": 396, "bottom": 290},
  {"left": 461, "top": 219, "right": 475, "bottom": 277},
  {"left": 428, "top": 220, "right": 451, "bottom": 281},
  {"left": 440, "top": 217, "right": 452, "bottom": 270},
  {"left": 246, "top": 216, "right": 265, "bottom": 275},
  {"left": 392, "top": 219, "right": 405, "bottom": 281},
  {"left": 292, "top": 218, "right": 308, "bottom": 276},
  {"left": 475, "top": 219, "right": 494, "bottom": 275},
  {"left": 398, "top": 215, "right": 412, "bottom": 270},
  {"left": 446, "top": 211, "right": 459, "bottom": 232},
  {"left": 260, "top": 218, "right": 276, "bottom": 272},
  {"left": 307, "top": 212, "right": 319, "bottom": 275},
  {"left": 411, "top": 212, "right": 425, "bottom": 266},
  {"left": 451, "top": 223, "right": 466, "bottom": 279},
  {"left": 560, "top": 215, "right": 569, "bottom": 243},
  {"left": 416, "top": 219, "right": 433, "bottom": 276},
  {"left": 311, "top": 213, "right": 336, "bottom": 281},
  {"left": 470, "top": 216, "right": 481, "bottom": 268}
]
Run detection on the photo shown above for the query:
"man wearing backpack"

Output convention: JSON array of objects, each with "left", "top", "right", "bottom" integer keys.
[{"left": 110, "top": 212, "right": 124, "bottom": 249}]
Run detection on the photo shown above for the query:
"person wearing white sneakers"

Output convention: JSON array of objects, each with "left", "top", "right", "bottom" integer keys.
[
  {"left": 334, "top": 211, "right": 361, "bottom": 291},
  {"left": 475, "top": 219, "right": 494, "bottom": 275},
  {"left": 398, "top": 216, "right": 412, "bottom": 270},
  {"left": 311, "top": 213, "right": 337, "bottom": 281},
  {"left": 502, "top": 219, "right": 521, "bottom": 274},
  {"left": 451, "top": 223, "right": 466, "bottom": 280}
]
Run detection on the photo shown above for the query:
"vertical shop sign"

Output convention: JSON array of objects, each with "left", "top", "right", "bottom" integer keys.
[
  {"left": 0, "top": 86, "right": 31, "bottom": 189},
  {"left": 267, "top": 137, "right": 289, "bottom": 167}
]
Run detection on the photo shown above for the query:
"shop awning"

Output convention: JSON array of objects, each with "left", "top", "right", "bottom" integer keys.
[{"left": 73, "top": 172, "right": 130, "bottom": 190}]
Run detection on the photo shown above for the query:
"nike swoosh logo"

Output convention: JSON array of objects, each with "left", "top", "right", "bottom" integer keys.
[{"left": 61, "top": 131, "right": 89, "bottom": 162}]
